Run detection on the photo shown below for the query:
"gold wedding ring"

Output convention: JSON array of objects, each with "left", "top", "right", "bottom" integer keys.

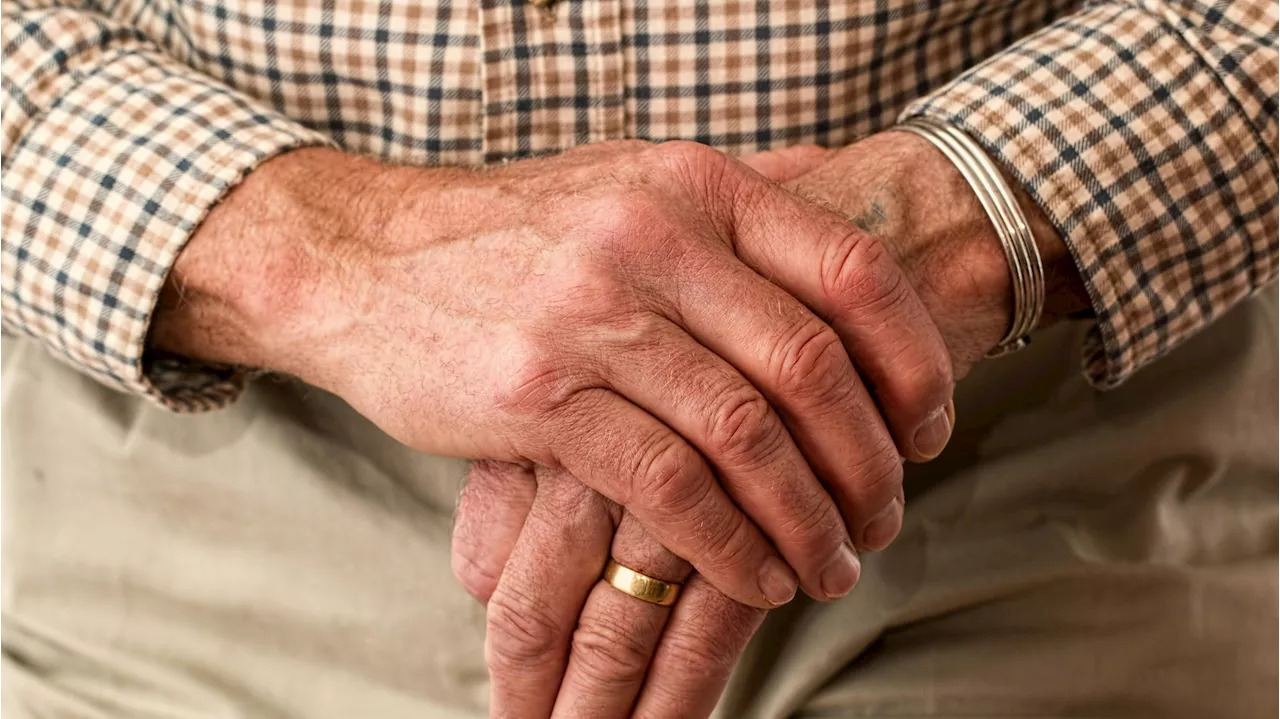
[{"left": 602, "top": 559, "right": 681, "bottom": 607}]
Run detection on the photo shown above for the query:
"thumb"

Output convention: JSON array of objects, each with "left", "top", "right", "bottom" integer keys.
[
  {"left": 736, "top": 145, "right": 834, "bottom": 183},
  {"left": 451, "top": 460, "right": 537, "bottom": 604}
]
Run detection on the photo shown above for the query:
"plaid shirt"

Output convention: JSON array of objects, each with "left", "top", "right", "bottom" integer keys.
[{"left": 3, "top": 0, "right": 1277, "bottom": 411}]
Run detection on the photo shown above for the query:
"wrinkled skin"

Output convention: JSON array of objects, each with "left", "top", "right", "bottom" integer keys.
[{"left": 450, "top": 134, "right": 1088, "bottom": 718}]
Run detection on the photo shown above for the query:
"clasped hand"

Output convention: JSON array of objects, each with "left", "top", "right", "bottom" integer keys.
[
  {"left": 254, "top": 139, "right": 956, "bottom": 603},
  {"left": 440, "top": 142, "right": 982, "bottom": 718},
  {"left": 159, "top": 135, "right": 1008, "bottom": 719}
]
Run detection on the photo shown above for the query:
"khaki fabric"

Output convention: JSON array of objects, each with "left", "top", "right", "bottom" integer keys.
[{"left": 3, "top": 289, "right": 1277, "bottom": 719}]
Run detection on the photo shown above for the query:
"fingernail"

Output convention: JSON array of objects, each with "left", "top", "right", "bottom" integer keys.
[
  {"left": 819, "top": 544, "right": 860, "bottom": 600},
  {"left": 860, "top": 497, "right": 903, "bottom": 551},
  {"left": 913, "top": 402, "right": 954, "bottom": 460},
  {"left": 758, "top": 556, "right": 798, "bottom": 606}
]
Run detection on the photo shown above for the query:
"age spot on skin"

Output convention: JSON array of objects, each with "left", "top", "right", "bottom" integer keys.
[{"left": 849, "top": 200, "right": 889, "bottom": 236}]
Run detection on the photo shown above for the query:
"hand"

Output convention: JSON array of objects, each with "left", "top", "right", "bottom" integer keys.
[
  {"left": 448, "top": 149, "right": 837, "bottom": 719},
  {"left": 453, "top": 461, "right": 764, "bottom": 719},
  {"left": 152, "top": 140, "right": 957, "bottom": 608},
  {"left": 759, "top": 132, "right": 1091, "bottom": 377},
  {"left": 451, "top": 135, "right": 1094, "bottom": 719},
  {"left": 449, "top": 150, "right": 811, "bottom": 719}
]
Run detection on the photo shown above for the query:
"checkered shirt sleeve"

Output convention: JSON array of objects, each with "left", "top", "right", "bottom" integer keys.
[
  {"left": 904, "top": 0, "right": 1279, "bottom": 389},
  {"left": 1, "top": 0, "right": 332, "bottom": 410},
  {"left": 3, "top": 0, "right": 1277, "bottom": 409}
]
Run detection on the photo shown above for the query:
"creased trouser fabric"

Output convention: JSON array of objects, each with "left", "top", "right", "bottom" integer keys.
[{"left": 3, "top": 289, "right": 1276, "bottom": 719}]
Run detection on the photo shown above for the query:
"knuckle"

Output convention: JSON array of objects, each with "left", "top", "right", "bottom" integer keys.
[
  {"left": 658, "top": 622, "right": 740, "bottom": 681},
  {"left": 705, "top": 391, "right": 785, "bottom": 470},
  {"left": 848, "top": 444, "right": 904, "bottom": 508},
  {"left": 549, "top": 247, "right": 642, "bottom": 319},
  {"left": 568, "top": 615, "right": 653, "bottom": 688},
  {"left": 495, "top": 350, "right": 581, "bottom": 415},
  {"left": 630, "top": 435, "right": 710, "bottom": 516},
  {"left": 896, "top": 348, "right": 955, "bottom": 417},
  {"left": 534, "top": 470, "right": 596, "bottom": 517},
  {"left": 695, "top": 511, "right": 758, "bottom": 578},
  {"left": 608, "top": 311, "right": 679, "bottom": 355},
  {"left": 654, "top": 140, "right": 721, "bottom": 167},
  {"left": 770, "top": 320, "right": 851, "bottom": 403},
  {"left": 485, "top": 587, "right": 564, "bottom": 671},
  {"left": 583, "top": 196, "right": 695, "bottom": 283},
  {"left": 651, "top": 141, "right": 736, "bottom": 200},
  {"left": 821, "top": 230, "right": 911, "bottom": 316},
  {"left": 779, "top": 493, "right": 845, "bottom": 549},
  {"left": 916, "top": 343, "right": 955, "bottom": 391},
  {"left": 601, "top": 138, "right": 652, "bottom": 156},
  {"left": 630, "top": 594, "right": 762, "bottom": 719},
  {"left": 853, "top": 260, "right": 911, "bottom": 317}
]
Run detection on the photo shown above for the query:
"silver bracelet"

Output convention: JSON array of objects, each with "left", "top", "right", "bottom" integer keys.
[{"left": 895, "top": 116, "right": 1045, "bottom": 358}]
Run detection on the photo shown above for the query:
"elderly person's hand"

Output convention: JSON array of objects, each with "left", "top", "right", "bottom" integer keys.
[
  {"left": 453, "top": 133, "right": 1093, "bottom": 719},
  {"left": 454, "top": 461, "right": 764, "bottom": 719},
  {"left": 153, "top": 140, "right": 958, "bottom": 609}
]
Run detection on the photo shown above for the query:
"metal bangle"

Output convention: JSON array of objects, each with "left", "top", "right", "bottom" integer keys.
[
  {"left": 931, "top": 121, "right": 1044, "bottom": 343},
  {"left": 895, "top": 117, "right": 1044, "bottom": 357}
]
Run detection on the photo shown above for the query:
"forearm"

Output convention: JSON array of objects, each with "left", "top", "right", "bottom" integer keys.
[
  {"left": 150, "top": 148, "right": 416, "bottom": 389},
  {"left": 2, "top": 2, "right": 332, "bottom": 409}
]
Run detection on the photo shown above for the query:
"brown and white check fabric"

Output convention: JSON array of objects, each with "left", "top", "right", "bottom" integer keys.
[{"left": 3, "top": 0, "right": 1277, "bottom": 410}]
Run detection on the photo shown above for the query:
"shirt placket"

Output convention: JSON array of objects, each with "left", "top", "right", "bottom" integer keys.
[{"left": 479, "top": 0, "right": 626, "bottom": 163}]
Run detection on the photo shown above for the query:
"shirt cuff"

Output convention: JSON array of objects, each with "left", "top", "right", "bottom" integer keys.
[
  {"left": 900, "top": 2, "right": 1279, "bottom": 389},
  {"left": 3, "top": 46, "right": 334, "bottom": 411}
]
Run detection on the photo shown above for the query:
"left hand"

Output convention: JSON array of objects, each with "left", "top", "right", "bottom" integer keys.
[
  {"left": 453, "top": 461, "right": 766, "bottom": 719},
  {"left": 452, "top": 132, "right": 1092, "bottom": 718}
]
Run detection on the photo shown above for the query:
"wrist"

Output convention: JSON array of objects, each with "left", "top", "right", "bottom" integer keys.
[
  {"left": 148, "top": 147, "right": 404, "bottom": 386},
  {"left": 787, "top": 131, "right": 1089, "bottom": 374}
]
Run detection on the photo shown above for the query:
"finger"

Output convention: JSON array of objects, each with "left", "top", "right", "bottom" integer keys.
[
  {"left": 631, "top": 574, "right": 766, "bottom": 719},
  {"left": 643, "top": 243, "right": 902, "bottom": 559},
  {"left": 737, "top": 168, "right": 954, "bottom": 461},
  {"left": 552, "top": 515, "right": 690, "bottom": 717},
  {"left": 737, "top": 145, "right": 833, "bottom": 183},
  {"left": 485, "top": 470, "right": 616, "bottom": 719},
  {"left": 451, "top": 460, "right": 537, "bottom": 604},
  {"left": 595, "top": 318, "right": 859, "bottom": 601},
  {"left": 548, "top": 388, "right": 799, "bottom": 610},
  {"left": 728, "top": 165, "right": 955, "bottom": 542}
]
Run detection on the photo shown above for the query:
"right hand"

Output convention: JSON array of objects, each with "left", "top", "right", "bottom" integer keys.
[{"left": 153, "top": 140, "right": 954, "bottom": 608}]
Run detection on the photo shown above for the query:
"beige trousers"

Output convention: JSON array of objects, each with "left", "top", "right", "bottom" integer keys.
[{"left": 3, "top": 289, "right": 1277, "bottom": 719}]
